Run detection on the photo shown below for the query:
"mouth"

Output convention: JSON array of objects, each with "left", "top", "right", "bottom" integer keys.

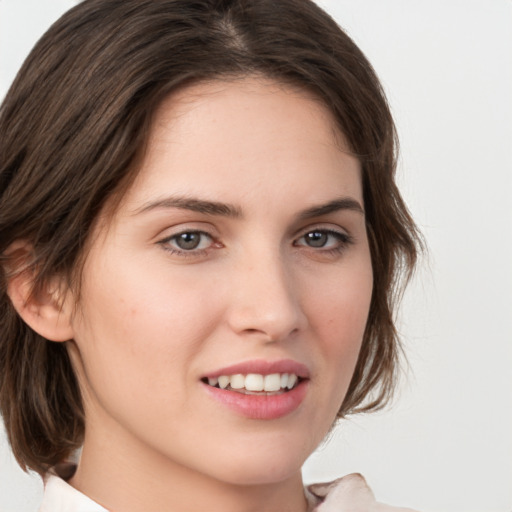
[
  {"left": 201, "top": 373, "right": 302, "bottom": 395},
  {"left": 200, "top": 360, "right": 310, "bottom": 419}
]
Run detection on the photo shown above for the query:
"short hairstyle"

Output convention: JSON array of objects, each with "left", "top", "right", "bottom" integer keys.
[{"left": 0, "top": 0, "right": 421, "bottom": 475}]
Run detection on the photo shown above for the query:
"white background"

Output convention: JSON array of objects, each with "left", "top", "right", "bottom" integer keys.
[{"left": 1, "top": 1, "right": 511, "bottom": 511}]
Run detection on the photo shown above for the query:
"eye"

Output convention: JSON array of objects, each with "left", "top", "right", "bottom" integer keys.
[
  {"left": 302, "top": 231, "right": 331, "bottom": 248},
  {"left": 159, "top": 230, "right": 214, "bottom": 253},
  {"left": 295, "top": 229, "right": 353, "bottom": 251}
]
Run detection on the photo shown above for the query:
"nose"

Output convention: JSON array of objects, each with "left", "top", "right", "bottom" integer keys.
[{"left": 226, "top": 249, "right": 307, "bottom": 342}]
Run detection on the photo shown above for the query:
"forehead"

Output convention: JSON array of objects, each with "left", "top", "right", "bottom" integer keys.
[
  {"left": 117, "top": 76, "right": 361, "bottom": 217},
  {"left": 151, "top": 77, "right": 345, "bottom": 147}
]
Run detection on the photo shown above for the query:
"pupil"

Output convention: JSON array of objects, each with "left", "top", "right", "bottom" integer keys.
[
  {"left": 306, "top": 231, "right": 327, "bottom": 247},
  {"left": 177, "top": 232, "right": 201, "bottom": 250}
]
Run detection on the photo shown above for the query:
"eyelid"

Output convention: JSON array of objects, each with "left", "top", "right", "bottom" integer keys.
[
  {"left": 293, "top": 222, "right": 350, "bottom": 240},
  {"left": 293, "top": 225, "right": 354, "bottom": 251},
  {"left": 157, "top": 228, "right": 220, "bottom": 257},
  {"left": 155, "top": 223, "right": 354, "bottom": 259},
  {"left": 154, "top": 220, "right": 219, "bottom": 243}
]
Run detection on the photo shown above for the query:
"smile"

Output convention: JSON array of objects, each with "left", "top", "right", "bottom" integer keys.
[
  {"left": 201, "top": 360, "right": 309, "bottom": 420},
  {"left": 203, "top": 373, "right": 300, "bottom": 394}
]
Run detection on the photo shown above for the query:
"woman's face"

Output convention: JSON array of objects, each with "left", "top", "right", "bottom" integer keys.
[{"left": 66, "top": 77, "right": 373, "bottom": 486}]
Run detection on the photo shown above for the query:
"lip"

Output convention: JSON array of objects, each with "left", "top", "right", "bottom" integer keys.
[
  {"left": 201, "top": 359, "right": 310, "bottom": 420},
  {"left": 202, "top": 359, "right": 310, "bottom": 379}
]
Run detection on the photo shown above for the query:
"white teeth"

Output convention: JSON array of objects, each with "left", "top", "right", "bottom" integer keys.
[
  {"left": 218, "top": 376, "right": 230, "bottom": 389},
  {"left": 245, "top": 374, "right": 264, "bottom": 391},
  {"left": 287, "top": 374, "right": 298, "bottom": 389},
  {"left": 230, "top": 374, "right": 245, "bottom": 389},
  {"left": 264, "top": 373, "right": 281, "bottom": 392},
  {"left": 207, "top": 373, "right": 300, "bottom": 392}
]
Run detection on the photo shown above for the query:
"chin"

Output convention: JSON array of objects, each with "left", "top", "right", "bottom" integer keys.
[
  {"left": 202, "top": 439, "right": 310, "bottom": 487},
  {"left": 216, "top": 463, "right": 303, "bottom": 487}
]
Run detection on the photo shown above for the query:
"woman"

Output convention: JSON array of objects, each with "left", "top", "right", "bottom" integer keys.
[{"left": 0, "top": 0, "right": 421, "bottom": 510}]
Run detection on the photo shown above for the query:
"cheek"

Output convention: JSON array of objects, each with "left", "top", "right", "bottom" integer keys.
[
  {"left": 70, "top": 263, "right": 222, "bottom": 414},
  {"left": 78, "top": 257, "right": 219, "bottom": 346},
  {"left": 306, "top": 258, "right": 373, "bottom": 401},
  {"left": 309, "top": 257, "right": 372, "bottom": 343}
]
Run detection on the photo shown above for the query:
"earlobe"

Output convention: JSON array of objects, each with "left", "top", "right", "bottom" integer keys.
[{"left": 5, "top": 243, "right": 74, "bottom": 342}]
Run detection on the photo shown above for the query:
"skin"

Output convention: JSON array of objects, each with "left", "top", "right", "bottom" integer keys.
[{"left": 45, "top": 78, "right": 373, "bottom": 511}]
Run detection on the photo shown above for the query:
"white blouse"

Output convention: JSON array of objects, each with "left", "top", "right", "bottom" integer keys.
[{"left": 39, "top": 475, "right": 108, "bottom": 512}]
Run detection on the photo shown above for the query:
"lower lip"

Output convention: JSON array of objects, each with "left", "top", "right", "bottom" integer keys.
[{"left": 202, "top": 380, "right": 308, "bottom": 420}]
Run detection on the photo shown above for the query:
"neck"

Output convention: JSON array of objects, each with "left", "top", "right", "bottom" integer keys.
[{"left": 69, "top": 419, "right": 308, "bottom": 512}]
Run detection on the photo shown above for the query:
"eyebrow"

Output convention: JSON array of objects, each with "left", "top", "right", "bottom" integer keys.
[
  {"left": 298, "top": 197, "right": 365, "bottom": 219},
  {"left": 134, "top": 195, "right": 364, "bottom": 219},
  {"left": 134, "top": 196, "right": 243, "bottom": 218}
]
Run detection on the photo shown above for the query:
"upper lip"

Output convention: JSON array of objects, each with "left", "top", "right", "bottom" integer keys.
[{"left": 203, "top": 359, "right": 310, "bottom": 379}]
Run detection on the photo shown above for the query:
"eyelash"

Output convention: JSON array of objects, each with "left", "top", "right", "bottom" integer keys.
[
  {"left": 293, "top": 229, "right": 354, "bottom": 255},
  {"left": 158, "top": 230, "right": 216, "bottom": 258},
  {"left": 158, "top": 228, "right": 354, "bottom": 258}
]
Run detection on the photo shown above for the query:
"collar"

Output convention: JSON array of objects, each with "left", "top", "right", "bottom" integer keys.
[{"left": 39, "top": 464, "right": 108, "bottom": 512}]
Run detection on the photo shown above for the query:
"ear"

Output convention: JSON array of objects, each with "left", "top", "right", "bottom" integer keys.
[{"left": 5, "top": 242, "right": 74, "bottom": 342}]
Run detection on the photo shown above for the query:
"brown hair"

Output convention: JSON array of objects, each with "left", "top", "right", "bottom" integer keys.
[{"left": 0, "top": 0, "right": 421, "bottom": 475}]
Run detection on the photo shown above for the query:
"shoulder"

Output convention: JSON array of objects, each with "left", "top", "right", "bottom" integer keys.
[{"left": 306, "top": 473, "right": 419, "bottom": 512}]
